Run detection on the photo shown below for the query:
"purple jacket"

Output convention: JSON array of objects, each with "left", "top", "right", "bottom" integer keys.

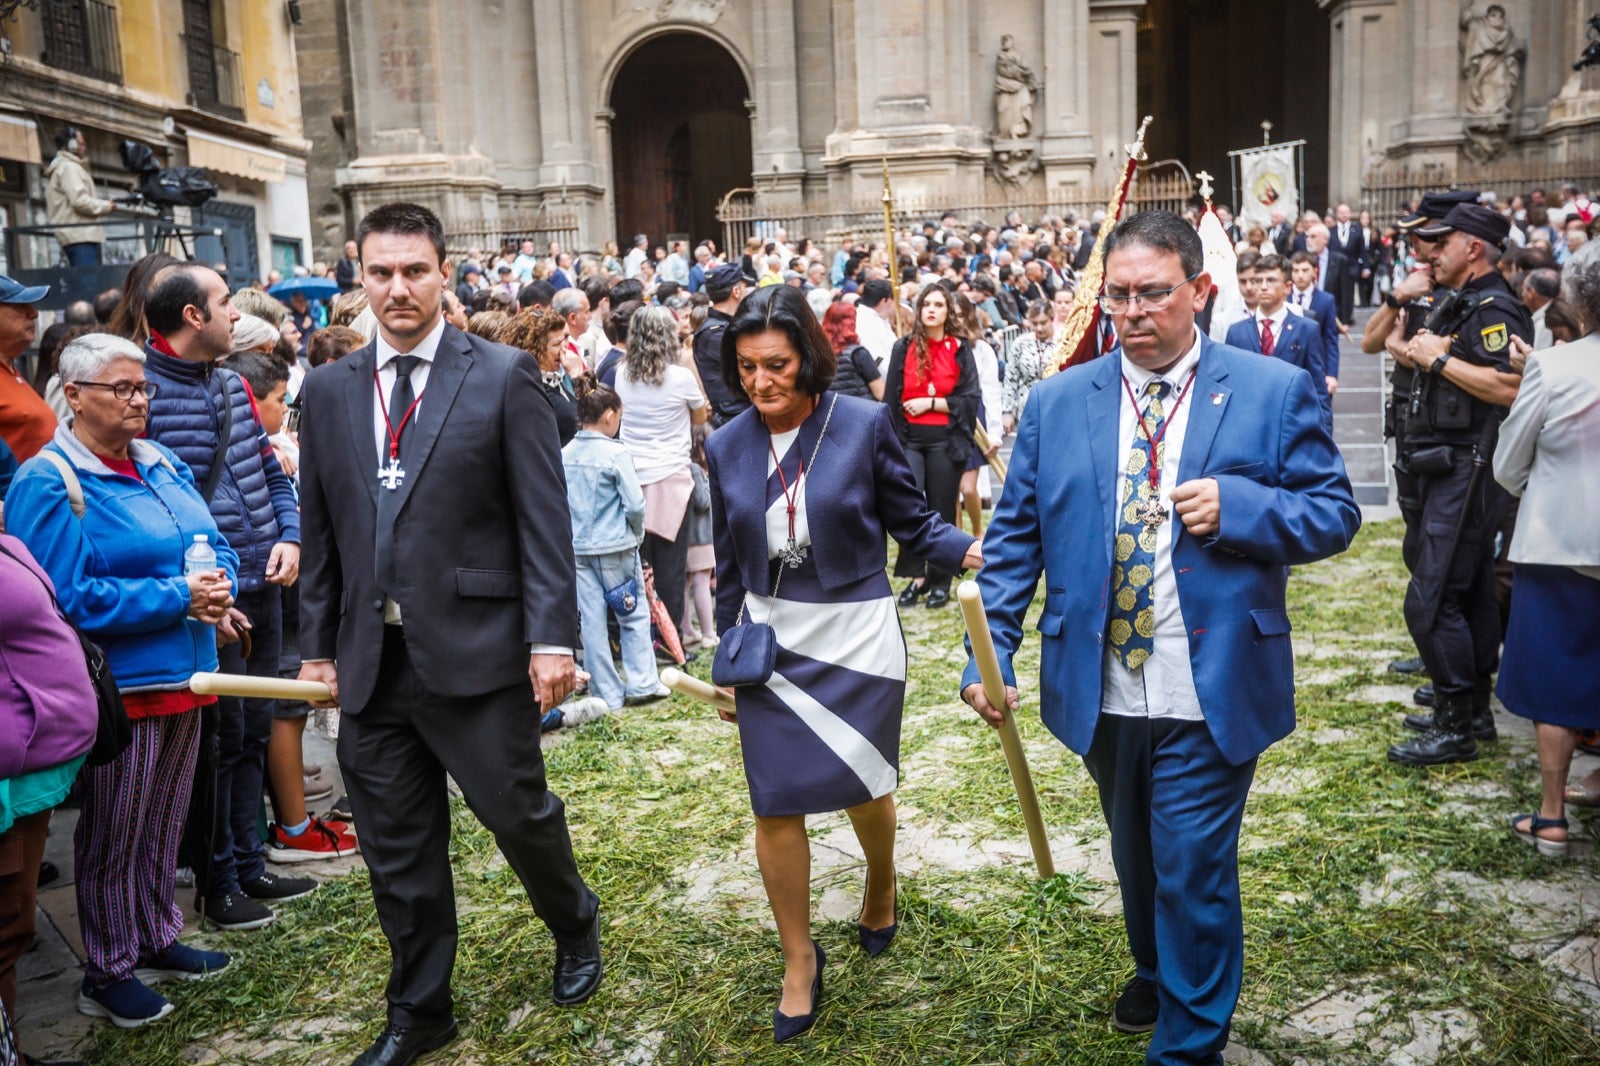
[{"left": 0, "top": 534, "right": 97, "bottom": 778}]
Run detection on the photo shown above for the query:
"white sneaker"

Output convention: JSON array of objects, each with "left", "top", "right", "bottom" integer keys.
[
  {"left": 560, "top": 696, "right": 612, "bottom": 727},
  {"left": 174, "top": 865, "right": 195, "bottom": 889}
]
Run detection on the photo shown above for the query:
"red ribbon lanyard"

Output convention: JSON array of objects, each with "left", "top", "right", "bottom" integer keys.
[
  {"left": 769, "top": 437, "right": 803, "bottom": 545},
  {"left": 374, "top": 369, "right": 424, "bottom": 460},
  {"left": 1120, "top": 367, "right": 1198, "bottom": 497}
]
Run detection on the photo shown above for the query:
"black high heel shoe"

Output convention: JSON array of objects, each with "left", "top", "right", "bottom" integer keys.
[
  {"left": 857, "top": 875, "right": 898, "bottom": 957},
  {"left": 772, "top": 941, "right": 825, "bottom": 1044},
  {"left": 897, "top": 581, "right": 926, "bottom": 607}
]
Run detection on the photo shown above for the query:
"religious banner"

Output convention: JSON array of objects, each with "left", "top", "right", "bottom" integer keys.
[{"left": 1233, "top": 144, "right": 1300, "bottom": 232}]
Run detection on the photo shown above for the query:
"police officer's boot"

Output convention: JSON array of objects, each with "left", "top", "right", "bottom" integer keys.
[
  {"left": 1389, "top": 695, "right": 1480, "bottom": 766},
  {"left": 1402, "top": 703, "right": 1497, "bottom": 741}
]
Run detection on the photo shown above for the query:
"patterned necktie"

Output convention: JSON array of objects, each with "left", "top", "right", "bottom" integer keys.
[
  {"left": 375, "top": 354, "right": 420, "bottom": 597},
  {"left": 1259, "top": 317, "right": 1275, "bottom": 356},
  {"left": 1109, "top": 380, "right": 1170, "bottom": 670}
]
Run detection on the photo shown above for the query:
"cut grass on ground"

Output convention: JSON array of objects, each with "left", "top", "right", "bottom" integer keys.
[{"left": 86, "top": 521, "right": 1600, "bottom": 1064}]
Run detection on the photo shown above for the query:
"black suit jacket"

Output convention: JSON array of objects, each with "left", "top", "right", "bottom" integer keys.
[
  {"left": 297, "top": 323, "right": 579, "bottom": 713},
  {"left": 1267, "top": 223, "right": 1293, "bottom": 251},
  {"left": 1329, "top": 223, "right": 1365, "bottom": 279}
]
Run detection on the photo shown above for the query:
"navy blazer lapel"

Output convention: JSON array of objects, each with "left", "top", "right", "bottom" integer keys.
[
  {"left": 1085, "top": 358, "right": 1121, "bottom": 564},
  {"left": 343, "top": 344, "right": 379, "bottom": 508},
  {"left": 391, "top": 326, "right": 471, "bottom": 518},
  {"left": 1178, "top": 339, "right": 1231, "bottom": 483},
  {"left": 730, "top": 414, "right": 771, "bottom": 595}
]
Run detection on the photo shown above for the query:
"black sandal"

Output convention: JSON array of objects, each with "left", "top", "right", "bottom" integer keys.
[{"left": 1511, "top": 813, "right": 1569, "bottom": 857}]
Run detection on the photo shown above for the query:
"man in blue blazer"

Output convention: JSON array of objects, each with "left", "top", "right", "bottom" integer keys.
[
  {"left": 962, "top": 212, "right": 1359, "bottom": 1066},
  {"left": 1288, "top": 251, "right": 1341, "bottom": 409},
  {"left": 1225, "top": 254, "right": 1329, "bottom": 428}
]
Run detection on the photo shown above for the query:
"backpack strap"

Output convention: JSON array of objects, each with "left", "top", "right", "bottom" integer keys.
[
  {"left": 34, "top": 449, "right": 85, "bottom": 520},
  {"left": 32, "top": 447, "right": 177, "bottom": 521}
]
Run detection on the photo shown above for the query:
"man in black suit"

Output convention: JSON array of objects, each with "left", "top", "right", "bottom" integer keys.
[
  {"left": 1266, "top": 209, "right": 1293, "bottom": 254},
  {"left": 1328, "top": 203, "right": 1365, "bottom": 321},
  {"left": 1304, "top": 223, "right": 1353, "bottom": 327},
  {"left": 297, "top": 202, "right": 600, "bottom": 1066}
]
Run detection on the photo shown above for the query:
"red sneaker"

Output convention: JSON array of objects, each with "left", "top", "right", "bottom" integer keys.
[{"left": 266, "top": 818, "right": 359, "bottom": 863}]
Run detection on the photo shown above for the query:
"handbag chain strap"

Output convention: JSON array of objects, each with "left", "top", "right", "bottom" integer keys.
[{"left": 735, "top": 393, "right": 838, "bottom": 626}]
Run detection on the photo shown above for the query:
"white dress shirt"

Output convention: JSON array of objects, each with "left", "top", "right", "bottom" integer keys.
[
  {"left": 370, "top": 316, "right": 569, "bottom": 654},
  {"left": 1291, "top": 285, "right": 1315, "bottom": 311},
  {"left": 1317, "top": 249, "right": 1332, "bottom": 291},
  {"left": 1101, "top": 329, "right": 1205, "bottom": 721},
  {"left": 1255, "top": 305, "right": 1289, "bottom": 349}
]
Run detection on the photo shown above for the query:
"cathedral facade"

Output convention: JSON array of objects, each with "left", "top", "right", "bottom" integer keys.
[{"left": 296, "top": 0, "right": 1600, "bottom": 257}]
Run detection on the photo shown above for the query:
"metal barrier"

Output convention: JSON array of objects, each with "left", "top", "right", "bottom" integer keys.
[
  {"left": 717, "top": 171, "right": 1196, "bottom": 256},
  {"left": 2, "top": 215, "right": 226, "bottom": 311}
]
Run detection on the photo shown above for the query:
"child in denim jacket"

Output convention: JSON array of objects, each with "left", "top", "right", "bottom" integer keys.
[{"left": 561, "top": 381, "right": 665, "bottom": 710}]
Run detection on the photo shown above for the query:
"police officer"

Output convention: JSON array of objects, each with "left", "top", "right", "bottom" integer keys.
[
  {"left": 1387, "top": 203, "right": 1530, "bottom": 766},
  {"left": 1362, "top": 191, "right": 1479, "bottom": 686},
  {"left": 693, "top": 264, "right": 753, "bottom": 427}
]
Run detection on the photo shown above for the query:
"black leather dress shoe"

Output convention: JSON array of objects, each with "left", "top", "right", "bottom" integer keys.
[
  {"left": 924, "top": 586, "right": 951, "bottom": 609},
  {"left": 1113, "top": 976, "right": 1158, "bottom": 1033},
  {"left": 552, "top": 914, "right": 603, "bottom": 1005},
  {"left": 897, "top": 581, "right": 925, "bottom": 607},
  {"left": 351, "top": 1019, "right": 458, "bottom": 1066}
]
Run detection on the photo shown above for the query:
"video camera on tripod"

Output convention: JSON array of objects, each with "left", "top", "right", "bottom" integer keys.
[{"left": 117, "top": 139, "right": 219, "bottom": 213}]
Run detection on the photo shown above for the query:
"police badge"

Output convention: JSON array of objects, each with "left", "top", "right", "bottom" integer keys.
[{"left": 1480, "top": 323, "right": 1509, "bottom": 352}]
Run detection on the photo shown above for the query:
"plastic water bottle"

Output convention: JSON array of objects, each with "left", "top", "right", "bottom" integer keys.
[{"left": 183, "top": 534, "right": 217, "bottom": 576}]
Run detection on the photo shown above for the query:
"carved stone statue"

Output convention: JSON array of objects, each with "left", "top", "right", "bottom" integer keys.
[
  {"left": 993, "top": 35, "right": 1038, "bottom": 141},
  {"left": 1459, "top": 3, "right": 1525, "bottom": 161}
]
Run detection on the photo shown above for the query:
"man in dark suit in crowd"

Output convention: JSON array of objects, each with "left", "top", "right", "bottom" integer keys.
[
  {"left": 1328, "top": 204, "right": 1365, "bottom": 324},
  {"left": 297, "top": 202, "right": 601, "bottom": 1066},
  {"left": 1304, "top": 224, "right": 1352, "bottom": 329},
  {"left": 1288, "top": 251, "right": 1342, "bottom": 413},
  {"left": 1266, "top": 209, "right": 1293, "bottom": 255}
]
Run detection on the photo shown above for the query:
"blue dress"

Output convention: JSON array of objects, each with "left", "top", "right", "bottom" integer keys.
[{"left": 735, "top": 427, "right": 907, "bottom": 817}]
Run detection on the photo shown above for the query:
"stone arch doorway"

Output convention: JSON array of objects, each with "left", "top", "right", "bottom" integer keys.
[{"left": 608, "top": 31, "right": 753, "bottom": 252}]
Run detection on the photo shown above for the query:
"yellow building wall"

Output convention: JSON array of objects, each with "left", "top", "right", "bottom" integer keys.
[
  {"left": 3, "top": 1, "right": 303, "bottom": 141},
  {"left": 116, "top": 1, "right": 188, "bottom": 104}
]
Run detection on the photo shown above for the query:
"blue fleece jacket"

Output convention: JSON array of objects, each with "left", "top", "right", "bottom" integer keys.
[
  {"left": 5, "top": 427, "right": 239, "bottom": 693},
  {"left": 141, "top": 344, "right": 299, "bottom": 591}
]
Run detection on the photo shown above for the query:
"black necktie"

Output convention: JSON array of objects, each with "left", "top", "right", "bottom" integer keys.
[{"left": 375, "top": 354, "right": 420, "bottom": 598}]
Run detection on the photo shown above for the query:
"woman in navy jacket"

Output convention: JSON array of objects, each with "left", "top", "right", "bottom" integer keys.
[{"left": 705, "top": 285, "right": 981, "bottom": 1043}]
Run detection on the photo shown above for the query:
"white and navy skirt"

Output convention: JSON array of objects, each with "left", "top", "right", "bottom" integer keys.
[{"left": 734, "top": 431, "right": 908, "bottom": 817}]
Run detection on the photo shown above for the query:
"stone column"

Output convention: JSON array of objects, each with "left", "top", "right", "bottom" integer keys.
[
  {"left": 751, "top": 0, "right": 806, "bottom": 198},
  {"left": 1084, "top": 1, "right": 1145, "bottom": 192},
  {"left": 1039, "top": 0, "right": 1097, "bottom": 195},
  {"left": 1322, "top": 0, "right": 1404, "bottom": 200},
  {"left": 335, "top": 1, "right": 502, "bottom": 227},
  {"left": 820, "top": 0, "right": 988, "bottom": 203},
  {"left": 528, "top": 0, "right": 605, "bottom": 237},
  {"left": 1401, "top": 0, "right": 1468, "bottom": 155}
]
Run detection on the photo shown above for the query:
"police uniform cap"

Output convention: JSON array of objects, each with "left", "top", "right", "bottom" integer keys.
[
  {"left": 1397, "top": 190, "right": 1480, "bottom": 230},
  {"left": 1412, "top": 203, "right": 1511, "bottom": 248}
]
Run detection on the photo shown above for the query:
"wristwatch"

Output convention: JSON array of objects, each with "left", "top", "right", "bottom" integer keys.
[
  {"left": 1384, "top": 293, "right": 1403, "bottom": 310},
  {"left": 1430, "top": 351, "right": 1452, "bottom": 376}
]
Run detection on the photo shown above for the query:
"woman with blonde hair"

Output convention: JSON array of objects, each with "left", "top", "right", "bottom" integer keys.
[{"left": 615, "top": 305, "right": 707, "bottom": 644}]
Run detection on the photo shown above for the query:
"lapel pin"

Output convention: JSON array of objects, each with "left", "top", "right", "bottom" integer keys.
[{"left": 1210, "top": 392, "right": 1224, "bottom": 405}]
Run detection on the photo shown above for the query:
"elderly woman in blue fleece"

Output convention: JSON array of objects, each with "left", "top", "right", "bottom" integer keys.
[{"left": 6, "top": 333, "right": 239, "bottom": 1030}]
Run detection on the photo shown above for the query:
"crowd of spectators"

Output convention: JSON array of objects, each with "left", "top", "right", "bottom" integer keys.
[{"left": 4, "top": 176, "right": 1600, "bottom": 1054}]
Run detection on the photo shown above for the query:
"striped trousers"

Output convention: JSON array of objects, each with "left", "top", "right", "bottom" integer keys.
[{"left": 75, "top": 710, "right": 200, "bottom": 985}]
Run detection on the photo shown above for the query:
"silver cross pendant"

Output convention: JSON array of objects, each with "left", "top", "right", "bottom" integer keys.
[
  {"left": 778, "top": 537, "right": 807, "bottom": 569},
  {"left": 378, "top": 456, "right": 406, "bottom": 491},
  {"left": 1136, "top": 498, "right": 1168, "bottom": 529}
]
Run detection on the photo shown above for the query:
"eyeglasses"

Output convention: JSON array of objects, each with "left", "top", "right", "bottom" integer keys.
[
  {"left": 73, "top": 380, "right": 159, "bottom": 402},
  {"left": 1097, "top": 272, "right": 1202, "bottom": 315}
]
